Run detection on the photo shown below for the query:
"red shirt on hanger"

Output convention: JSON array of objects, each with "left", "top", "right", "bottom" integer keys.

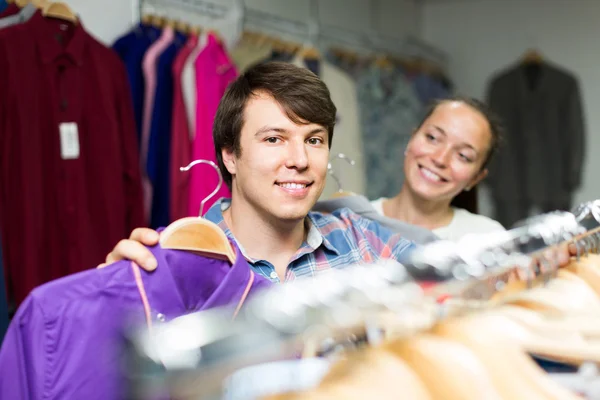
[
  {"left": 0, "top": 3, "right": 19, "bottom": 19},
  {"left": 0, "top": 12, "right": 144, "bottom": 304}
]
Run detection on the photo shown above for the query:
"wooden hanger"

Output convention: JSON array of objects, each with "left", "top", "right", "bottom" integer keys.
[
  {"left": 328, "top": 153, "right": 357, "bottom": 199},
  {"left": 159, "top": 160, "right": 236, "bottom": 264},
  {"left": 298, "top": 45, "right": 321, "bottom": 60},
  {"left": 42, "top": 2, "right": 77, "bottom": 23},
  {"left": 373, "top": 54, "right": 394, "bottom": 70},
  {"left": 140, "top": 13, "right": 153, "bottom": 26},
  {"left": 316, "top": 348, "right": 433, "bottom": 399},
  {"left": 564, "top": 254, "right": 600, "bottom": 295},
  {"left": 521, "top": 48, "right": 544, "bottom": 65},
  {"left": 15, "top": 0, "right": 29, "bottom": 8},
  {"left": 32, "top": 0, "right": 48, "bottom": 9},
  {"left": 385, "top": 335, "right": 502, "bottom": 400},
  {"left": 433, "top": 314, "right": 580, "bottom": 400}
]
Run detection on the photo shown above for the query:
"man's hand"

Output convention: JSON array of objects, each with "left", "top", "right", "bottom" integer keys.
[{"left": 97, "top": 228, "right": 160, "bottom": 271}]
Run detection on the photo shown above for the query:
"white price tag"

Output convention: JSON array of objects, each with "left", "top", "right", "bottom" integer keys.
[{"left": 59, "top": 122, "right": 80, "bottom": 160}]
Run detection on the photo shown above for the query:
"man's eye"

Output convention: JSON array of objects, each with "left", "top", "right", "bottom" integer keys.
[
  {"left": 307, "top": 138, "right": 323, "bottom": 145},
  {"left": 266, "top": 137, "right": 280, "bottom": 144}
]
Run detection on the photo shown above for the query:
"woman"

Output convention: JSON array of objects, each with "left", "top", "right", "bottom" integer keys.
[{"left": 370, "top": 96, "right": 505, "bottom": 241}]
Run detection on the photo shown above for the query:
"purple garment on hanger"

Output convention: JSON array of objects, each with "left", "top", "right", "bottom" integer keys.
[{"left": 0, "top": 244, "right": 270, "bottom": 400}]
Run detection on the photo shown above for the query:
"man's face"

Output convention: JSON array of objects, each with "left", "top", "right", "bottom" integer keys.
[{"left": 222, "top": 92, "right": 330, "bottom": 224}]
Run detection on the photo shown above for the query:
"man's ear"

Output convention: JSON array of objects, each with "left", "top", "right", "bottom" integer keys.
[
  {"left": 221, "top": 147, "right": 237, "bottom": 176},
  {"left": 466, "top": 168, "right": 488, "bottom": 191}
]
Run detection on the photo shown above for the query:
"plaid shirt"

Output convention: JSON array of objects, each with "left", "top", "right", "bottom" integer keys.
[{"left": 205, "top": 199, "right": 416, "bottom": 283}]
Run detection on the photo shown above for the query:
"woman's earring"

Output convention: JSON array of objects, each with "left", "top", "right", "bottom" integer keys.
[{"left": 465, "top": 187, "right": 471, "bottom": 191}]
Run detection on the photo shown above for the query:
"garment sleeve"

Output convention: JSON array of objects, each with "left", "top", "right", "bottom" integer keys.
[
  {"left": 564, "top": 80, "right": 585, "bottom": 190},
  {"left": 0, "top": 296, "right": 47, "bottom": 399},
  {"left": 114, "top": 58, "right": 146, "bottom": 232}
]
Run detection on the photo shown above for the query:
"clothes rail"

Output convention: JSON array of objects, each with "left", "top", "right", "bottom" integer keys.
[{"left": 123, "top": 199, "right": 600, "bottom": 399}]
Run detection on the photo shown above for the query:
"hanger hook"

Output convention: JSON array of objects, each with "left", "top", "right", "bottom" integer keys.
[
  {"left": 180, "top": 159, "right": 223, "bottom": 217},
  {"left": 327, "top": 153, "right": 356, "bottom": 193}
]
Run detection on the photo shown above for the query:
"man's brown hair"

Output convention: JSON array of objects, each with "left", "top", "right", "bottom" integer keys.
[{"left": 213, "top": 62, "right": 337, "bottom": 189}]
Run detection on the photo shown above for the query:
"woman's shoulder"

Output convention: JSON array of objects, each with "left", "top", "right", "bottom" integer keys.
[
  {"left": 451, "top": 208, "right": 506, "bottom": 232},
  {"left": 369, "top": 197, "right": 387, "bottom": 215}
]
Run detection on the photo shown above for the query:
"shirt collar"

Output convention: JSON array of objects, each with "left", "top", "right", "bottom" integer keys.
[
  {"left": 141, "top": 243, "right": 263, "bottom": 321},
  {"left": 28, "top": 11, "right": 86, "bottom": 66},
  {"left": 204, "top": 198, "right": 340, "bottom": 263}
]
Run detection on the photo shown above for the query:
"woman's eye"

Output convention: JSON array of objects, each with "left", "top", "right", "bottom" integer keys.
[
  {"left": 459, "top": 153, "right": 473, "bottom": 162},
  {"left": 425, "top": 133, "right": 436, "bottom": 142}
]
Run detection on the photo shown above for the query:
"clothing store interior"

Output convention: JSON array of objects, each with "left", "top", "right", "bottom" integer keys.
[{"left": 1, "top": 0, "right": 600, "bottom": 398}]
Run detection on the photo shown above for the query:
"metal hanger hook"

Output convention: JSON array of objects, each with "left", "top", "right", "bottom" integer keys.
[
  {"left": 180, "top": 159, "right": 223, "bottom": 217},
  {"left": 327, "top": 153, "right": 356, "bottom": 192}
]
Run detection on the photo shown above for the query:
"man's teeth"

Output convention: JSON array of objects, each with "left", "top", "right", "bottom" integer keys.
[
  {"left": 422, "top": 168, "right": 442, "bottom": 182},
  {"left": 278, "top": 183, "right": 307, "bottom": 189}
]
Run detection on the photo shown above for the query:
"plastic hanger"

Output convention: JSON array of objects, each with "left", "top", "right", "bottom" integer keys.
[
  {"left": 159, "top": 160, "right": 236, "bottom": 264},
  {"left": 42, "top": 1, "right": 77, "bottom": 23},
  {"left": 328, "top": 153, "right": 356, "bottom": 199}
]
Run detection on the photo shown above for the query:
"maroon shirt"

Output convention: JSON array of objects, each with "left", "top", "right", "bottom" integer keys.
[
  {"left": 0, "top": 3, "right": 19, "bottom": 18},
  {"left": 0, "top": 12, "right": 145, "bottom": 304}
]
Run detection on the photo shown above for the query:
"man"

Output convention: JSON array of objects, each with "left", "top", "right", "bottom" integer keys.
[
  {"left": 103, "top": 62, "right": 415, "bottom": 282},
  {"left": 102, "top": 62, "right": 573, "bottom": 280}
]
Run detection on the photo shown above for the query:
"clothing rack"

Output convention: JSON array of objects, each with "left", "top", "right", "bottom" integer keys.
[
  {"left": 137, "top": 0, "right": 449, "bottom": 67},
  {"left": 123, "top": 199, "right": 600, "bottom": 399}
]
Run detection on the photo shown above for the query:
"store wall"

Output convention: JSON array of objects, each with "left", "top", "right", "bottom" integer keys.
[
  {"left": 421, "top": 0, "right": 600, "bottom": 214},
  {"left": 63, "top": 0, "right": 420, "bottom": 46}
]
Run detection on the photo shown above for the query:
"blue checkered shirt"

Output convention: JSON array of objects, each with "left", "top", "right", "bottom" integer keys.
[{"left": 204, "top": 199, "right": 416, "bottom": 283}]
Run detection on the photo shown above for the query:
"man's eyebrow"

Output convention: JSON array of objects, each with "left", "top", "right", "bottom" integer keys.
[{"left": 254, "top": 126, "right": 287, "bottom": 136}]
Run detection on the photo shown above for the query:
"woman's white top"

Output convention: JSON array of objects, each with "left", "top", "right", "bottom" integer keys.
[{"left": 370, "top": 197, "right": 506, "bottom": 242}]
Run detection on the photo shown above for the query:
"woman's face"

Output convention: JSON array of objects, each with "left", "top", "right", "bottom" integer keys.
[{"left": 404, "top": 101, "right": 492, "bottom": 203}]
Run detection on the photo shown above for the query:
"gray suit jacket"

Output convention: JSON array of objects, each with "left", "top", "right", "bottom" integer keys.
[
  {"left": 313, "top": 195, "right": 439, "bottom": 244},
  {"left": 485, "top": 62, "right": 585, "bottom": 203}
]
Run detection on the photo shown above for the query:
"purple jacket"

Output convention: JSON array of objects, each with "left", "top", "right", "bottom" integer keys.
[{"left": 0, "top": 244, "right": 270, "bottom": 399}]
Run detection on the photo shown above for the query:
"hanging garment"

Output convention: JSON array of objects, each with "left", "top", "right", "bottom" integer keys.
[
  {"left": 312, "top": 195, "right": 439, "bottom": 244},
  {"left": 0, "top": 244, "right": 270, "bottom": 399},
  {"left": 147, "top": 31, "right": 186, "bottom": 228},
  {"left": 0, "top": 228, "right": 8, "bottom": 344},
  {"left": 485, "top": 62, "right": 585, "bottom": 226},
  {"left": 0, "top": 0, "right": 6, "bottom": 13},
  {"left": 0, "top": 2, "right": 17, "bottom": 18},
  {"left": 0, "top": 3, "right": 35, "bottom": 29},
  {"left": 230, "top": 39, "right": 272, "bottom": 73},
  {"left": 112, "top": 23, "right": 161, "bottom": 145},
  {"left": 291, "top": 55, "right": 365, "bottom": 198},
  {"left": 140, "top": 26, "right": 173, "bottom": 224},
  {"left": 0, "top": 12, "right": 145, "bottom": 305},
  {"left": 411, "top": 72, "right": 451, "bottom": 110},
  {"left": 357, "top": 65, "right": 422, "bottom": 200},
  {"left": 170, "top": 34, "right": 198, "bottom": 222},
  {"left": 181, "top": 33, "right": 207, "bottom": 138},
  {"left": 188, "top": 34, "right": 236, "bottom": 216},
  {"left": 493, "top": 198, "right": 572, "bottom": 229}
]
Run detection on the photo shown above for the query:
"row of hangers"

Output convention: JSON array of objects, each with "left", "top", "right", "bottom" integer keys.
[
  {"left": 239, "top": 29, "right": 321, "bottom": 60},
  {"left": 267, "top": 215, "right": 600, "bottom": 399},
  {"left": 5, "top": 0, "right": 77, "bottom": 23},
  {"left": 124, "top": 200, "right": 600, "bottom": 398}
]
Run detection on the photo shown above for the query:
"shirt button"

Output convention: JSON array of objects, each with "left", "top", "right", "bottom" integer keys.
[
  {"left": 269, "top": 271, "right": 278, "bottom": 280},
  {"left": 156, "top": 313, "right": 166, "bottom": 322}
]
